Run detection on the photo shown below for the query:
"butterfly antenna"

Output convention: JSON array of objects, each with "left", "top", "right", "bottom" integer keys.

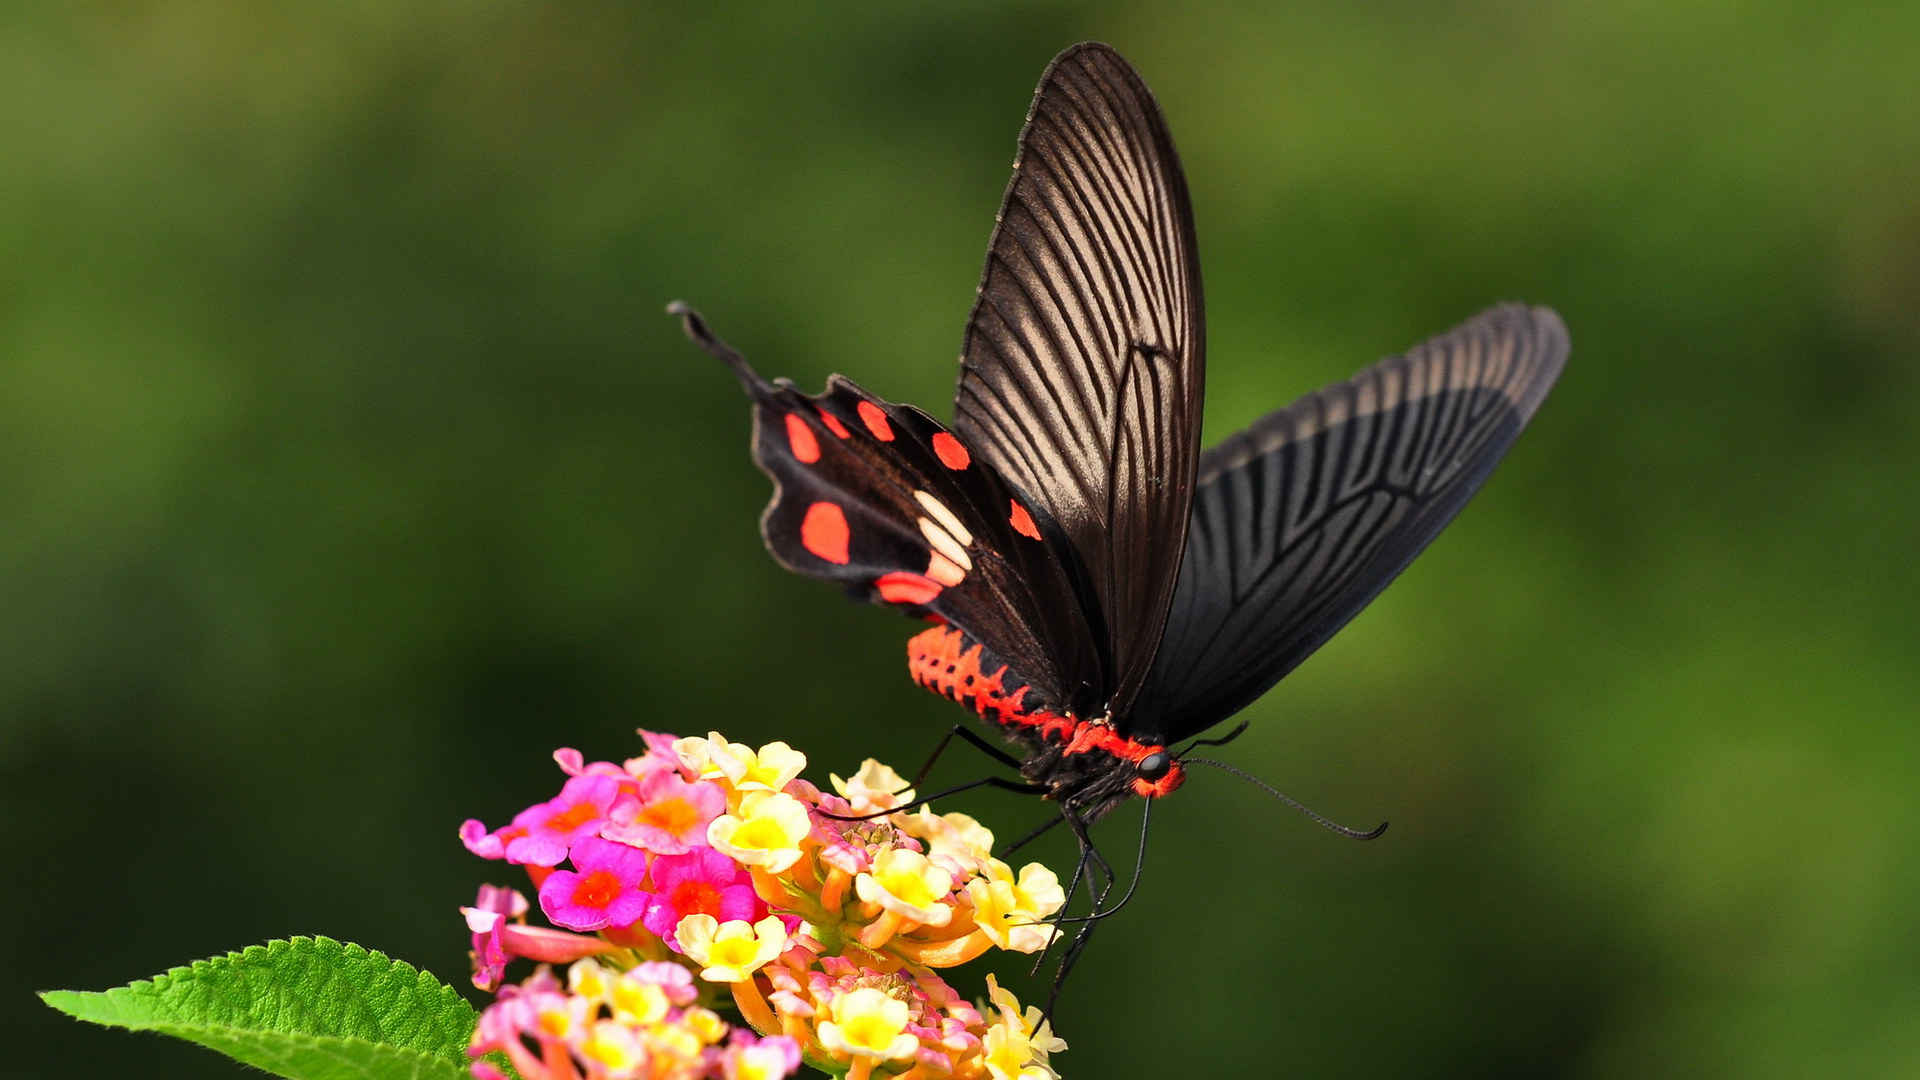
[
  {"left": 1175, "top": 718, "right": 1250, "bottom": 756},
  {"left": 1183, "top": 757, "right": 1388, "bottom": 840},
  {"left": 665, "top": 301, "right": 759, "bottom": 385}
]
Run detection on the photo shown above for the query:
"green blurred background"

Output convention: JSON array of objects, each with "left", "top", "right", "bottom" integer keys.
[{"left": 8, "top": 2, "right": 1917, "bottom": 1076}]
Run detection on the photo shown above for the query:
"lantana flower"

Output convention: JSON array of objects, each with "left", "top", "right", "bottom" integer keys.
[
  {"left": 675, "top": 915, "right": 789, "bottom": 982},
  {"left": 830, "top": 758, "right": 915, "bottom": 814},
  {"left": 674, "top": 733, "right": 806, "bottom": 792},
  {"left": 464, "top": 772, "right": 630, "bottom": 868},
  {"left": 982, "top": 974, "right": 1067, "bottom": 1080},
  {"left": 854, "top": 847, "right": 956, "bottom": 944},
  {"left": 538, "top": 836, "right": 650, "bottom": 932},
  {"left": 603, "top": 769, "right": 726, "bottom": 855},
  {"left": 707, "top": 791, "right": 812, "bottom": 873},
  {"left": 463, "top": 884, "right": 613, "bottom": 991},
  {"left": 967, "top": 859, "right": 1067, "bottom": 954},
  {"left": 461, "top": 728, "right": 1070, "bottom": 1080},
  {"left": 815, "top": 987, "right": 920, "bottom": 1070},
  {"left": 641, "top": 847, "right": 762, "bottom": 945}
]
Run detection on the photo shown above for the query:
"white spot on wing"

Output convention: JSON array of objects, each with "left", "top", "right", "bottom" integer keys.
[{"left": 912, "top": 490, "right": 974, "bottom": 547}]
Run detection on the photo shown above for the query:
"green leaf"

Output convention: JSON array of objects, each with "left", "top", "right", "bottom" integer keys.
[{"left": 40, "top": 935, "right": 482, "bottom": 1080}]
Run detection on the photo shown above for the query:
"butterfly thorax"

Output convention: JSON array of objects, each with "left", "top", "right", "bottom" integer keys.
[{"left": 907, "top": 625, "right": 1184, "bottom": 820}]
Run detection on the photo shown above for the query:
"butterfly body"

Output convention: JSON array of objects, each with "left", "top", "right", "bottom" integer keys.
[
  {"left": 674, "top": 41, "right": 1566, "bottom": 836},
  {"left": 907, "top": 624, "right": 1183, "bottom": 818}
]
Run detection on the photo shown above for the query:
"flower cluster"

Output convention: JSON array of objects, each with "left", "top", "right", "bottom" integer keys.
[{"left": 461, "top": 731, "right": 1069, "bottom": 1080}]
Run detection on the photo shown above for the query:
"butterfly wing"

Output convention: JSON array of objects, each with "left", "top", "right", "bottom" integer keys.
[
  {"left": 682, "top": 309, "right": 1103, "bottom": 709},
  {"left": 953, "top": 42, "right": 1205, "bottom": 716},
  {"left": 1125, "top": 304, "right": 1569, "bottom": 743}
]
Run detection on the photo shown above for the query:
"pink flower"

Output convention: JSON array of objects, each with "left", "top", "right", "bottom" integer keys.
[
  {"left": 627, "top": 960, "right": 699, "bottom": 1007},
  {"left": 641, "top": 847, "right": 761, "bottom": 946},
  {"left": 502, "top": 774, "right": 632, "bottom": 867},
  {"left": 538, "top": 836, "right": 651, "bottom": 931},
  {"left": 624, "top": 729, "right": 688, "bottom": 779},
  {"left": 722, "top": 1031, "right": 802, "bottom": 1080},
  {"left": 458, "top": 818, "right": 524, "bottom": 861},
  {"left": 601, "top": 770, "right": 726, "bottom": 855},
  {"left": 462, "top": 885, "right": 529, "bottom": 990}
]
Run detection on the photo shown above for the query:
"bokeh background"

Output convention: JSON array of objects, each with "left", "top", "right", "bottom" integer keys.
[{"left": 8, "top": 3, "right": 1917, "bottom": 1077}]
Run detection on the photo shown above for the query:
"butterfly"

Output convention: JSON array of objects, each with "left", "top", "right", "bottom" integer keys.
[{"left": 672, "top": 41, "right": 1565, "bottom": 884}]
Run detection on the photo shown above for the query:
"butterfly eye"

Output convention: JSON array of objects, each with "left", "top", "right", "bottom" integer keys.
[{"left": 1137, "top": 752, "right": 1171, "bottom": 781}]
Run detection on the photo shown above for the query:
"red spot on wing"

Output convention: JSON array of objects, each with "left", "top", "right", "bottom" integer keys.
[
  {"left": 784, "top": 414, "right": 821, "bottom": 463},
  {"left": 875, "top": 571, "right": 943, "bottom": 606},
  {"left": 800, "top": 502, "right": 850, "bottom": 564},
  {"left": 1009, "top": 500, "right": 1041, "bottom": 540},
  {"left": 818, "top": 409, "right": 851, "bottom": 439},
  {"left": 931, "top": 432, "right": 970, "bottom": 470},
  {"left": 857, "top": 401, "right": 894, "bottom": 441}
]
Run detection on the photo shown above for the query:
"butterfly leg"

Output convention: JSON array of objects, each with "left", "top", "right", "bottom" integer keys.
[
  {"left": 994, "top": 810, "right": 1069, "bottom": 860},
  {"left": 1063, "top": 804, "right": 1117, "bottom": 908},
  {"left": 911, "top": 723, "right": 1022, "bottom": 789},
  {"left": 1039, "top": 798, "right": 1153, "bottom": 925},
  {"left": 1037, "top": 804, "right": 1114, "bottom": 1018},
  {"left": 816, "top": 774, "right": 1045, "bottom": 822},
  {"left": 1029, "top": 824, "right": 1094, "bottom": 978},
  {"left": 1027, "top": 801, "right": 1111, "bottom": 974},
  {"left": 1044, "top": 916, "right": 1104, "bottom": 1019}
]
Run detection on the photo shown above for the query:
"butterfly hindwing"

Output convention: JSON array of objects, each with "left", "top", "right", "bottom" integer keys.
[
  {"left": 953, "top": 42, "right": 1206, "bottom": 716},
  {"left": 1127, "top": 304, "right": 1569, "bottom": 743},
  {"left": 726, "top": 354, "right": 1103, "bottom": 709}
]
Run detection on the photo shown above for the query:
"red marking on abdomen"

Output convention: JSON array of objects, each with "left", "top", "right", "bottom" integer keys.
[
  {"left": 905, "top": 625, "right": 1175, "bottom": 789},
  {"left": 876, "top": 571, "right": 942, "bottom": 606},
  {"left": 857, "top": 401, "right": 894, "bottom": 441},
  {"left": 931, "top": 432, "right": 970, "bottom": 470},
  {"left": 1008, "top": 500, "right": 1041, "bottom": 540},
  {"left": 908, "top": 625, "right": 1040, "bottom": 727},
  {"left": 801, "top": 502, "right": 850, "bottom": 564},
  {"left": 818, "top": 409, "right": 851, "bottom": 439},
  {"left": 784, "top": 414, "right": 820, "bottom": 463}
]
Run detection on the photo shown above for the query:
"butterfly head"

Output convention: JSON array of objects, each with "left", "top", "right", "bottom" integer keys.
[
  {"left": 1036, "top": 721, "right": 1187, "bottom": 818},
  {"left": 1129, "top": 749, "right": 1184, "bottom": 800}
]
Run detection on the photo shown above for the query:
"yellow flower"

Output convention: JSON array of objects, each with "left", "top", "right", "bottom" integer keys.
[
  {"left": 578, "top": 1019, "right": 646, "bottom": 1075},
  {"left": 967, "top": 859, "right": 1065, "bottom": 953},
  {"left": 983, "top": 1022, "right": 1056, "bottom": 1080},
  {"left": 830, "top": 758, "right": 915, "bottom": 814},
  {"left": 986, "top": 974, "right": 1067, "bottom": 1055},
  {"left": 708, "top": 790, "right": 812, "bottom": 872},
  {"left": 677, "top": 731, "right": 807, "bottom": 792},
  {"left": 727, "top": 739, "right": 808, "bottom": 791},
  {"left": 728, "top": 1037, "right": 803, "bottom": 1080},
  {"left": 903, "top": 806, "right": 995, "bottom": 869},
  {"left": 673, "top": 731, "right": 746, "bottom": 780},
  {"left": 606, "top": 972, "right": 670, "bottom": 1026},
  {"left": 854, "top": 847, "right": 955, "bottom": 927},
  {"left": 532, "top": 993, "right": 591, "bottom": 1042},
  {"left": 982, "top": 975, "right": 1066, "bottom": 1080},
  {"left": 566, "top": 957, "right": 612, "bottom": 1004},
  {"left": 680, "top": 1005, "right": 729, "bottom": 1045},
  {"left": 675, "top": 914, "right": 789, "bottom": 982},
  {"left": 816, "top": 987, "right": 920, "bottom": 1063}
]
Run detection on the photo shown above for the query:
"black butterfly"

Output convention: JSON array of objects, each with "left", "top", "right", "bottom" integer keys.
[{"left": 672, "top": 40, "right": 1565, "bottom": 898}]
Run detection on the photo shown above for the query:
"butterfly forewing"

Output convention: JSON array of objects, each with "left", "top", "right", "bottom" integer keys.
[
  {"left": 729, "top": 359, "right": 1102, "bottom": 708},
  {"left": 1126, "top": 304, "right": 1569, "bottom": 743},
  {"left": 954, "top": 42, "right": 1205, "bottom": 716}
]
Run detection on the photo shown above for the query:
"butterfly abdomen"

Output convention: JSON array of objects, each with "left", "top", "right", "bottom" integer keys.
[
  {"left": 907, "top": 624, "right": 1178, "bottom": 807},
  {"left": 907, "top": 625, "right": 1070, "bottom": 737}
]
